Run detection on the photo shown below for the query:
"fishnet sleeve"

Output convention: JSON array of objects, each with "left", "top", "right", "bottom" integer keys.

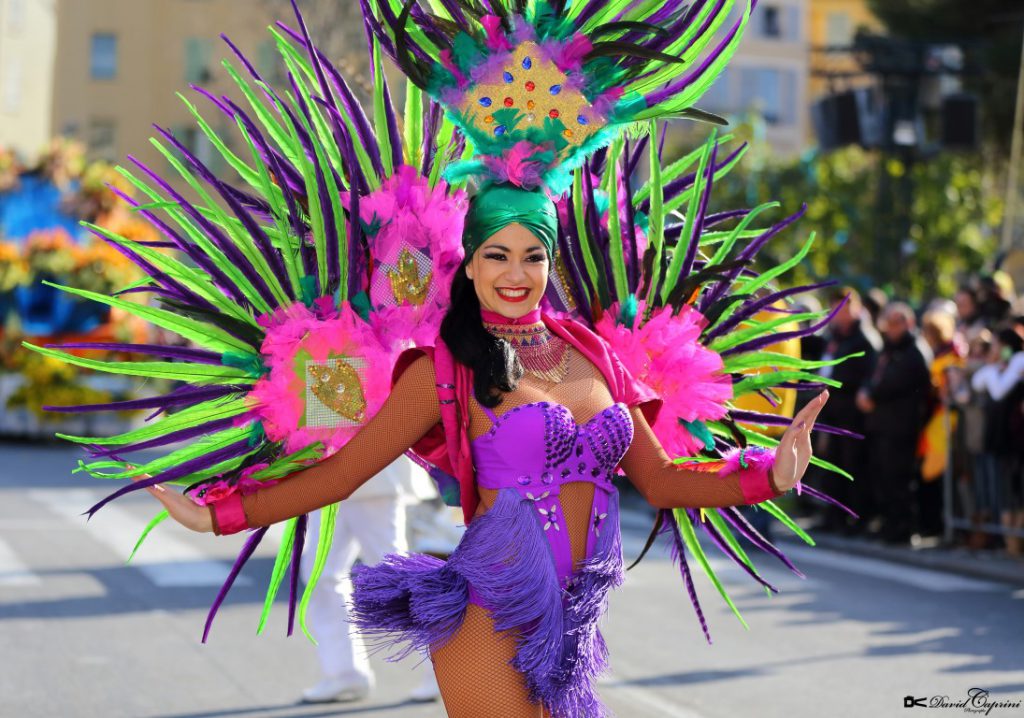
[
  {"left": 621, "top": 406, "right": 782, "bottom": 509},
  {"left": 214, "top": 354, "right": 441, "bottom": 532}
]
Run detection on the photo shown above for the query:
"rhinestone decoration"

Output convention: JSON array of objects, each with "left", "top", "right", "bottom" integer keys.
[
  {"left": 386, "top": 247, "right": 431, "bottom": 305},
  {"left": 307, "top": 359, "right": 367, "bottom": 423},
  {"left": 593, "top": 506, "right": 609, "bottom": 536}
]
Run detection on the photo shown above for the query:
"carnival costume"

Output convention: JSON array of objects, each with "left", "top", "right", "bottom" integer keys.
[{"left": 28, "top": 1, "right": 857, "bottom": 715}]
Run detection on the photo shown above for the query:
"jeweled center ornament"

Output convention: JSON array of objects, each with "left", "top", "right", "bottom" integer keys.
[
  {"left": 457, "top": 42, "right": 601, "bottom": 150},
  {"left": 306, "top": 358, "right": 367, "bottom": 423},
  {"left": 387, "top": 247, "right": 431, "bottom": 305}
]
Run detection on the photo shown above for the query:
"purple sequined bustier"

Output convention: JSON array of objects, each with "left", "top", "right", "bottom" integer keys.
[
  {"left": 471, "top": 400, "right": 632, "bottom": 589},
  {"left": 350, "top": 401, "right": 634, "bottom": 718}
]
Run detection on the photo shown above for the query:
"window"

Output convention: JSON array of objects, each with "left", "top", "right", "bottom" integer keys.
[
  {"left": 90, "top": 33, "right": 118, "bottom": 80},
  {"left": 88, "top": 119, "right": 117, "bottom": 161},
  {"left": 701, "top": 68, "right": 732, "bottom": 114},
  {"left": 8, "top": 0, "right": 26, "bottom": 32},
  {"left": 2, "top": 57, "right": 23, "bottom": 113},
  {"left": 739, "top": 67, "right": 797, "bottom": 126},
  {"left": 761, "top": 6, "right": 781, "bottom": 38},
  {"left": 185, "top": 37, "right": 213, "bottom": 84},
  {"left": 826, "top": 12, "right": 852, "bottom": 46}
]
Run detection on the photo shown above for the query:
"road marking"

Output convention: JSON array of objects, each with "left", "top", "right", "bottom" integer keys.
[
  {"left": 0, "top": 537, "right": 41, "bottom": 586},
  {"left": 603, "top": 679, "right": 709, "bottom": 718},
  {"left": 28, "top": 490, "right": 250, "bottom": 588},
  {"left": 779, "top": 543, "right": 1006, "bottom": 592}
]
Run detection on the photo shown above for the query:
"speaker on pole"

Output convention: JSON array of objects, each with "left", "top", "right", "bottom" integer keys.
[
  {"left": 941, "top": 94, "right": 979, "bottom": 149},
  {"left": 813, "top": 88, "right": 879, "bottom": 150}
]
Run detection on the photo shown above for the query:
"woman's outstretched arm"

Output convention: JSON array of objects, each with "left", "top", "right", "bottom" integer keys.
[
  {"left": 142, "top": 354, "right": 441, "bottom": 533},
  {"left": 621, "top": 391, "right": 828, "bottom": 509}
]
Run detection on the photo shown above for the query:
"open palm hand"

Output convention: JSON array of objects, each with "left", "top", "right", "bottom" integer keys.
[{"left": 772, "top": 390, "right": 829, "bottom": 493}]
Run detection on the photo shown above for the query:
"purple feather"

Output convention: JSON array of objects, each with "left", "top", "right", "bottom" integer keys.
[
  {"left": 107, "top": 185, "right": 245, "bottom": 307},
  {"left": 43, "top": 384, "right": 243, "bottom": 415},
  {"left": 85, "top": 438, "right": 255, "bottom": 518},
  {"left": 691, "top": 508, "right": 779, "bottom": 593},
  {"left": 643, "top": 143, "right": 745, "bottom": 215},
  {"left": 660, "top": 509, "right": 711, "bottom": 644},
  {"left": 152, "top": 126, "right": 291, "bottom": 304},
  {"left": 46, "top": 342, "right": 223, "bottom": 364},
  {"left": 706, "top": 280, "right": 837, "bottom": 341},
  {"left": 85, "top": 417, "right": 241, "bottom": 459},
  {"left": 799, "top": 484, "right": 858, "bottom": 518},
  {"left": 679, "top": 139, "right": 718, "bottom": 281},
  {"left": 203, "top": 527, "right": 268, "bottom": 643},
  {"left": 719, "top": 507, "right": 805, "bottom": 577},
  {"left": 128, "top": 154, "right": 276, "bottom": 308},
  {"left": 643, "top": 0, "right": 747, "bottom": 109},
  {"left": 730, "top": 410, "right": 864, "bottom": 439},
  {"left": 287, "top": 513, "right": 308, "bottom": 636},
  {"left": 700, "top": 205, "right": 807, "bottom": 312},
  {"left": 723, "top": 297, "right": 846, "bottom": 357},
  {"left": 288, "top": 75, "right": 342, "bottom": 293}
]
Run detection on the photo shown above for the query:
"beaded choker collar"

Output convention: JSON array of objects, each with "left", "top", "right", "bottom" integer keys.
[{"left": 481, "top": 309, "right": 569, "bottom": 384}]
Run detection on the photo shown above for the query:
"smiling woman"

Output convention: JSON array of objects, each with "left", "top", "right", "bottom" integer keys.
[
  {"left": 467, "top": 225, "right": 550, "bottom": 314},
  {"left": 37, "top": 1, "right": 847, "bottom": 716}
]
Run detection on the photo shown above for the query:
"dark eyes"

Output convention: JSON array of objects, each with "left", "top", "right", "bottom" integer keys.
[{"left": 482, "top": 253, "right": 547, "bottom": 263}]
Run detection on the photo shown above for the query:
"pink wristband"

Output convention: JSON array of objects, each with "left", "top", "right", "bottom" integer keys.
[
  {"left": 721, "top": 447, "right": 779, "bottom": 504},
  {"left": 210, "top": 492, "right": 248, "bottom": 535}
]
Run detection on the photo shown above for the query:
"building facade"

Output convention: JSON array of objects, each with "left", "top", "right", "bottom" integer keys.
[
  {"left": 0, "top": 0, "right": 59, "bottom": 156},
  {"left": 808, "top": 0, "right": 883, "bottom": 101},
  {"left": 0, "top": 0, "right": 366, "bottom": 170},
  {"left": 684, "top": 0, "right": 811, "bottom": 157}
]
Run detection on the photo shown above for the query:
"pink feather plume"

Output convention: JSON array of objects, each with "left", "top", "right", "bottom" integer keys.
[
  {"left": 250, "top": 301, "right": 397, "bottom": 458},
  {"left": 595, "top": 302, "right": 733, "bottom": 456}
]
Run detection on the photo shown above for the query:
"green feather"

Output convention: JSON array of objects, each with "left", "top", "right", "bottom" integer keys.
[
  {"left": 55, "top": 399, "right": 250, "bottom": 447},
  {"left": 34, "top": 282, "right": 254, "bottom": 354},
  {"left": 126, "top": 511, "right": 169, "bottom": 564},
  {"left": 674, "top": 508, "right": 750, "bottom": 630},
  {"left": 257, "top": 517, "right": 297, "bottom": 634},
  {"left": 299, "top": 502, "right": 339, "bottom": 643}
]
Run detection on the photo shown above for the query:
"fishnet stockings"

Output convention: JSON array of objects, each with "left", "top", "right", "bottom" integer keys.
[{"left": 431, "top": 604, "right": 547, "bottom": 717}]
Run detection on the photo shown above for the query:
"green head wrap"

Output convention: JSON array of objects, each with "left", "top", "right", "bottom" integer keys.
[{"left": 462, "top": 184, "right": 558, "bottom": 260}]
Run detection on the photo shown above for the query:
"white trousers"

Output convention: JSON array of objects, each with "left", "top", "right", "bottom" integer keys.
[{"left": 299, "top": 497, "right": 408, "bottom": 682}]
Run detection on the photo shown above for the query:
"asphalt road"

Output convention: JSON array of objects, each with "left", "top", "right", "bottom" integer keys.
[{"left": 2, "top": 441, "right": 1022, "bottom": 718}]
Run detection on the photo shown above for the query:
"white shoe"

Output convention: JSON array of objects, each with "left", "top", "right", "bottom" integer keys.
[
  {"left": 408, "top": 672, "right": 441, "bottom": 703},
  {"left": 300, "top": 676, "right": 372, "bottom": 704}
]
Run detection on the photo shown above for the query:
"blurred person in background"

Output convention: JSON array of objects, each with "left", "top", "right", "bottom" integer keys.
[
  {"left": 951, "top": 331, "right": 994, "bottom": 549},
  {"left": 815, "top": 287, "right": 880, "bottom": 534},
  {"left": 955, "top": 285, "right": 987, "bottom": 344},
  {"left": 970, "top": 328, "right": 1024, "bottom": 556},
  {"left": 299, "top": 456, "right": 441, "bottom": 704},
  {"left": 862, "top": 287, "right": 889, "bottom": 327},
  {"left": 856, "top": 302, "right": 932, "bottom": 544},
  {"left": 917, "top": 309, "right": 965, "bottom": 539},
  {"left": 976, "top": 274, "right": 1013, "bottom": 327}
]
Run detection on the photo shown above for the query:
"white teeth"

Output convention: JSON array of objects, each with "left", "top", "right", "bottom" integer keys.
[{"left": 498, "top": 289, "right": 528, "bottom": 298}]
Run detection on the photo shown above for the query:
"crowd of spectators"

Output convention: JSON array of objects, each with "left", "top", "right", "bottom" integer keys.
[{"left": 802, "top": 273, "right": 1024, "bottom": 554}]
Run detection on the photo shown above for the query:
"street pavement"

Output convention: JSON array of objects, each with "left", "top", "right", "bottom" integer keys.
[{"left": 2, "top": 440, "right": 1023, "bottom": 718}]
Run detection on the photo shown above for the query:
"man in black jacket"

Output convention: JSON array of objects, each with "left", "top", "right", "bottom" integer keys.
[
  {"left": 816, "top": 288, "right": 880, "bottom": 533},
  {"left": 857, "top": 302, "right": 933, "bottom": 543}
]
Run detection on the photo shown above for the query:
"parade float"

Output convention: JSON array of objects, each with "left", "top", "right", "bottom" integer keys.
[{"left": 0, "top": 141, "right": 156, "bottom": 437}]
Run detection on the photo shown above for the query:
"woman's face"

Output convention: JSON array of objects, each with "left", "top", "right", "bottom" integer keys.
[{"left": 465, "top": 223, "right": 549, "bottom": 319}]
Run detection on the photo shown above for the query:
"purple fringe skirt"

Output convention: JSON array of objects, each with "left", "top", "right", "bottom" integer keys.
[{"left": 350, "top": 487, "right": 624, "bottom": 718}]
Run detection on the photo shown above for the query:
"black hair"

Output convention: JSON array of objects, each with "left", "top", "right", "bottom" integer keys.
[
  {"left": 996, "top": 326, "right": 1024, "bottom": 355},
  {"left": 439, "top": 266, "right": 524, "bottom": 408}
]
